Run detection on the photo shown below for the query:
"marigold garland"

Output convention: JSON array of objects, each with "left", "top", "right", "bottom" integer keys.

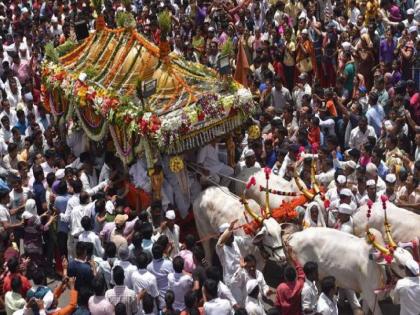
[{"left": 169, "top": 156, "right": 184, "bottom": 173}]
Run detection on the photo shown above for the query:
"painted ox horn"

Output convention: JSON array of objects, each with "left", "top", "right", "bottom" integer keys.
[
  {"left": 241, "top": 196, "right": 263, "bottom": 223},
  {"left": 293, "top": 164, "right": 315, "bottom": 200}
]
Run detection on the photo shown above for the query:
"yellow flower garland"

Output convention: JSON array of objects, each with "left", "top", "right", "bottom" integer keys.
[
  {"left": 248, "top": 125, "right": 260, "bottom": 140},
  {"left": 169, "top": 155, "right": 184, "bottom": 173}
]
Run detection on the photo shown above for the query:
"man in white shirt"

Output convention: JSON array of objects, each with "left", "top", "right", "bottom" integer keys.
[
  {"left": 159, "top": 210, "right": 180, "bottom": 258},
  {"left": 114, "top": 246, "right": 138, "bottom": 289},
  {"left": 348, "top": 117, "right": 377, "bottom": 150},
  {"left": 78, "top": 215, "right": 104, "bottom": 258},
  {"left": 336, "top": 203, "right": 354, "bottom": 234},
  {"left": 216, "top": 221, "right": 246, "bottom": 300},
  {"left": 203, "top": 279, "right": 232, "bottom": 315},
  {"left": 132, "top": 252, "right": 160, "bottom": 314},
  {"left": 41, "top": 149, "right": 56, "bottom": 176},
  {"left": 168, "top": 256, "right": 194, "bottom": 311},
  {"left": 292, "top": 73, "right": 312, "bottom": 109},
  {"left": 0, "top": 191, "right": 12, "bottom": 232},
  {"left": 366, "top": 163, "right": 386, "bottom": 195},
  {"left": 393, "top": 259, "right": 420, "bottom": 315},
  {"left": 244, "top": 279, "right": 265, "bottom": 315},
  {"left": 302, "top": 262, "right": 319, "bottom": 315},
  {"left": 335, "top": 204, "right": 362, "bottom": 311},
  {"left": 197, "top": 140, "right": 234, "bottom": 187},
  {"left": 129, "top": 157, "right": 152, "bottom": 193},
  {"left": 61, "top": 191, "right": 95, "bottom": 258},
  {"left": 403, "top": 9, "right": 418, "bottom": 28},
  {"left": 206, "top": 266, "right": 238, "bottom": 308},
  {"left": 231, "top": 254, "right": 271, "bottom": 306},
  {"left": 235, "top": 149, "right": 262, "bottom": 175},
  {"left": 317, "top": 276, "right": 338, "bottom": 315}
]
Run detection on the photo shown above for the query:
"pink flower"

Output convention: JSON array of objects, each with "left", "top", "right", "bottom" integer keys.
[
  {"left": 381, "top": 195, "right": 388, "bottom": 203},
  {"left": 367, "top": 200, "right": 373, "bottom": 208},
  {"left": 264, "top": 167, "right": 271, "bottom": 179},
  {"left": 246, "top": 177, "right": 256, "bottom": 190},
  {"left": 324, "top": 199, "right": 330, "bottom": 209},
  {"left": 384, "top": 254, "right": 393, "bottom": 264}
]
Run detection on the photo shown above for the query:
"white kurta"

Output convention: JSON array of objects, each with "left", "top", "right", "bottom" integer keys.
[
  {"left": 394, "top": 276, "right": 420, "bottom": 315},
  {"left": 316, "top": 293, "right": 338, "bottom": 315}
]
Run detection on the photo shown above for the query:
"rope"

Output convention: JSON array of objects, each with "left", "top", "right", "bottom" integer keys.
[
  {"left": 187, "top": 161, "right": 248, "bottom": 186},
  {"left": 187, "top": 163, "right": 242, "bottom": 201},
  {"left": 195, "top": 223, "right": 248, "bottom": 244}
]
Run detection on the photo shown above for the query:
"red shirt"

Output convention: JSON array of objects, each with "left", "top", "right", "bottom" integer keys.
[
  {"left": 275, "top": 261, "right": 305, "bottom": 315},
  {"left": 3, "top": 272, "right": 32, "bottom": 297},
  {"left": 308, "top": 126, "right": 320, "bottom": 147}
]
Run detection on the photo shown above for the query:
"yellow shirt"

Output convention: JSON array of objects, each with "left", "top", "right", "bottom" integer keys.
[{"left": 283, "top": 41, "right": 296, "bottom": 66}]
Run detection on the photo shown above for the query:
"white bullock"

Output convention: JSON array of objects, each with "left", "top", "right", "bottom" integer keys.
[
  {"left": 353, "top": 202, "right": 420, "bottom": 257},
  {"left": 283, "top": 226, "right": 413, "bottom": 315},
  {"left": 193, "top": 186, "right": 284, "bottom": 265},
  {"left": 235, "top": 168, "right": 302, "bottom": 208}
]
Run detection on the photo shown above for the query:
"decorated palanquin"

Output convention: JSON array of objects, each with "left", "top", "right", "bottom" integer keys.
[{"left": 41, "top": 18, "right": 256, "bottom": 165}]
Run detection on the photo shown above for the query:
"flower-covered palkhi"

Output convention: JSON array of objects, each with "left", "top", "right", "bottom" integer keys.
[{"left": 41, "top": 21, "right": 256, "bottom": 160}]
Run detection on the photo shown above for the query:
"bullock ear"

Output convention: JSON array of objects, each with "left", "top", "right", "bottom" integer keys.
[{"left": 253, "top": 226, "right": 266, "bottom": 245}]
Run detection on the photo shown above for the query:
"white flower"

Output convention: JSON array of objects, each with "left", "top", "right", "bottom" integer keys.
[
  {"left": 235, "top": 88, "right": 253, "bottom": 106},
  {"left": 78, "top": 72, "right": 87, "bottom": 82}
]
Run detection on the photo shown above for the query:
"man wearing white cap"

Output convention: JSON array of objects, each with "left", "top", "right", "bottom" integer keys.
[
  {"left": 50, "top": 16, "right": 63, "bottom": 37},
  {"left": 358, "top": 179, "right": 378, "bottom": 206},
  {"left": 366, "top": 162, "right": 386, "bottom": 194},
  {"left": 216, "top": 219, "right": 246, "bottom": 299},
  {"left": 327, "top": 188, "right": 358, "bottom": 221},
  {"left": 235, "top": 148, "right": 261, "bottom": 174},
  {"left": 326, "top": 174, "right": 348, "bottom": 205},
  {"left": 384, "top": 173, "right": 397, "bottom": 202},
  {"left": 336, "top": 203, "right": 354, "bottom": 234},
  {"left": 160, "top": 210, "right": 180, "bottom": 258},
  {"left": 393, "top": 259, "right": 420, "bottom": 315},
  {"left": 335, "top": 203, "right": 362, "bottom": 312},
  {"left": 403, "top": 9, "right": 418, "bottom": 28}
]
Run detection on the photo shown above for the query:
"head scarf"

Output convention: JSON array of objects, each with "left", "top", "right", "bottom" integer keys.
[{"left": 303, "top": 201, "right": 326, "bottom": 228}]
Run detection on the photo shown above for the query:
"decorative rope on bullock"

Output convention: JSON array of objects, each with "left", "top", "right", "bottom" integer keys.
[{"left": 259, "top": 186, "right": 299, "bottom": 196}]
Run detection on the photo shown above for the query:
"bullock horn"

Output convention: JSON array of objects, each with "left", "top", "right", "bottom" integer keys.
[
  {"left": 366, "top": 230, "right": 391, "bottom": 255},
  {"left": 310, "top": 159, "right": 321, "bottom": 195},
  {"left": 241, "top": 196, "right": 263, "bottom": 223},
  {"left": 382, "top": 200, "right": 397, "bottom": 249},
  {"left": 293, "top": 165, "right": 315, "bottom": 200}
]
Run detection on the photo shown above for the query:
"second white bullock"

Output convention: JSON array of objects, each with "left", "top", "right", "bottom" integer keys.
[{"left": 283, "top": 226, "right": 413, "bottom": 315}]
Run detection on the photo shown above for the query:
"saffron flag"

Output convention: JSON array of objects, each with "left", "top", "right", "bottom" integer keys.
[{"left": 233, "top": 38, "right": 250, "bottom": 87}]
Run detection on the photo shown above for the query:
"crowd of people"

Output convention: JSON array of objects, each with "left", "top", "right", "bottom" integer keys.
[{"left": 0, "top": 0, "right": 420, "bottom": 314}]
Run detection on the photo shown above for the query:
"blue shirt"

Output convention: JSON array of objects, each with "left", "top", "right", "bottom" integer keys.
[
  {"left": 265, "top": 150, "right": 277, "bottom": 168},
  {"left": 32, "top": 181, "right": 46, "bottom": 214},
  {"left": 14, "top": 121, "right": 27, "bottom": 135},
  {"left": 54, "top": 194, "right": 70, "bottom": 233},
  {"left": 366, "top": 104, "right": 385, "bottom": 137},
  {"left": 68, "top": 259, "right": 94, "bottom": 291}
]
